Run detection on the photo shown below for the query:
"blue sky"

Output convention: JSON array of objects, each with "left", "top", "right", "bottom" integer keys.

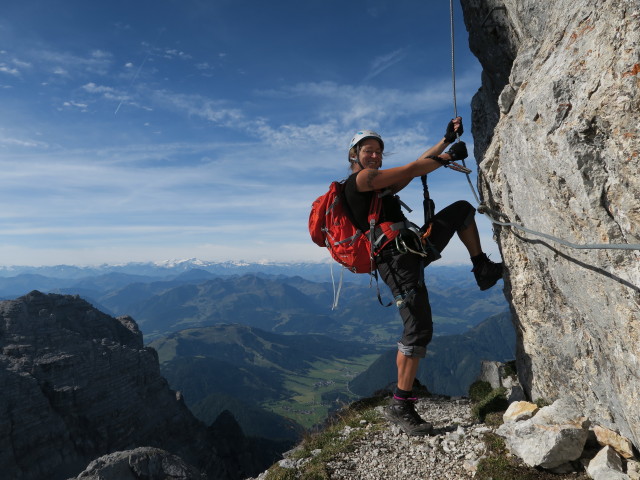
[{"left": 0, "top": 0, "right": 501, "bottom": 267}]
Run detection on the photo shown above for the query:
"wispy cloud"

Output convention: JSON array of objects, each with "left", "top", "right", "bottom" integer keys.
[
  {"left": 152, "top": 90, "right": 244, "bottom": 124},
  {"left": 0, "top": 136, "right": 48, "bottom": 148},
  {"left": 0, "top": 63, "right": 20, "bottom": 76},
  {"left": 62, "top": 100, "right": 89, "bottom": 111},
  {"left": 35, "top": 48, "right": 114, "bottom": 77}
]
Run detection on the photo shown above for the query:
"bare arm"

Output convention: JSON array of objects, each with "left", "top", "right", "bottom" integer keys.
[{"left": 356, "top": 138, "right": 454, "bottom": 193}]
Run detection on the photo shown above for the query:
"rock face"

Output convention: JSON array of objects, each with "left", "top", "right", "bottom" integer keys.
[
  {"left": 0, "top": 291, "right": 263, "bottom": 480},
  {"left": 462, "top": 0, "right": 640, "bottom": 449},
  {"left": 72, "top": 447, "right": 207, "bottom": 480}
]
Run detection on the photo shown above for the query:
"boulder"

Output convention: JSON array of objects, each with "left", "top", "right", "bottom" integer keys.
[
  {"left": 497, "top": 397, "right": 589, "bottom": 468},
  {"left": 70, "top": 447, "right": 206, "bottom": 480},
  {"left": 594, "top": 425, "right": 635, "bottom": 459},
  {"left": 586, "top": 446, "right": 629, "bottom": 480}
]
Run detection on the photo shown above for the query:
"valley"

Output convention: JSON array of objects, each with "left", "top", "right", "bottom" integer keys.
[
  {"left": 0, "top": 260, "right": 512, "bottom": 439},
  {"left": 265, "top": 354, "right": 381, "bottom": 429}
]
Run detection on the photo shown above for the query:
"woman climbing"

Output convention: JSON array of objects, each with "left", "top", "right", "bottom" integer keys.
[{"left": 343, "top": 118, "right": 503, "bottom": 435}]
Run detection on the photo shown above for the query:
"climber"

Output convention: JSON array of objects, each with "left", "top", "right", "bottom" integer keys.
[{"left": 343, "top": 118, "right": 503, "bottom": 435}]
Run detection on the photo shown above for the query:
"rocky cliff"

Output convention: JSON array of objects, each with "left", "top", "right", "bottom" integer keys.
[
  {"left": 462, "top": 0, "right": 640, "bottom": 450},
  {"left": 0, "top": 291, "right": 274, "bottom": 480}
]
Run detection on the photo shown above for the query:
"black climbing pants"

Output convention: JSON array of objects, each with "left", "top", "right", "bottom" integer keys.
[{"left": 376, "top": 200, "right": 476, "bottom": 358}]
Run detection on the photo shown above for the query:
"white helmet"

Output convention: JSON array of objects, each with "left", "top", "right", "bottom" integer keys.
[{"left": 349, "top": 130, "right": 384, "bottom": 151}]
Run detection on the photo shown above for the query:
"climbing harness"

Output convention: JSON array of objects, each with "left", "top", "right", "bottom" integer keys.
[{"left": 446, "top": 0, "right": 640, "bottom": 252}]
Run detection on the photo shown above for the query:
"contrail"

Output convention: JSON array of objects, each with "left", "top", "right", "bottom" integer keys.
[{"left": 114, "top": 49, "right": 151, "bottom": 115}]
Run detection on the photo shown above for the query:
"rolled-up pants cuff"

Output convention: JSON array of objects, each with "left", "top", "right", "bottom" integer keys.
[{"left": 397, "top": 342, "right": 426, "bottom": 358}]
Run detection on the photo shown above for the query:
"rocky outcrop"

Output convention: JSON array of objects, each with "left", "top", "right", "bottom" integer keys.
[
  {"left": 497, "top": 397, "right": 591, "bottom": 469},
  {"left": 0, "top": 291, "right": 269, "bottom": 480},
  {"left": 71, "top": 447, "right": 206, "bottom": 480},
  {"left": 253, "top": 392, "right": 640, "bottom": 479},
  {"left": 498, "top": 398, "right": 640, "bottom": 478},
  {"left": 462, "top": 0, "right": 640, "bottom": 450}
]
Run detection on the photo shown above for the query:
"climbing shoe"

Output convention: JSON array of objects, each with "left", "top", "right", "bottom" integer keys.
[
  {"left": 384, "top": 398, "right": 433, "bottom": 436},
  {"left": 472, "top": 253, "right": 503, "bottom": 291}
]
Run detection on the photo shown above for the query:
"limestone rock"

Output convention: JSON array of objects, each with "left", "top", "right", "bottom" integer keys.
[
  {"left": 477, "top": 360, "right": 502, "bottom": 389},
  {"left": 70, "top": 447, "right": 206, "bottom": 480},
  {"left": 628, "top": 460, "right": 640, "bottom": 480},
  {"left": 586, "top": 446, "right": 629, "bottom": 480},
  {"left": 496, "top": 397, "right": 590, "bottom": 468},
  {"left": 594, "top": 425, "right": 635, "bottom": 459},
  {"left": 476, "top": 360, "right": 526, "bottom": 403},
  {"left": 462, "top": 0, "right": 640, "bottom": 452},
  {"left": 503, "top": 400, "right": 539, "bottom": 423}
]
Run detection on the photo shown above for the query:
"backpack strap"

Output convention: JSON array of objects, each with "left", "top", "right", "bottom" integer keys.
[
  {"left": 365, "top": 191, "right": 397, "bottom": 307},
  {"left": 366, "top": 191, "right": 384, "bottom": 272},
  {"left": 371, "top": 269, "right": 393, "bottom": 307}
]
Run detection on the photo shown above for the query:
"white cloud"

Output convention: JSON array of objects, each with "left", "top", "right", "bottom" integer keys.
[
  {"left": 164, "top": 49, "right": 191, "bottom": 59},
  {"left": 53, "top": 66, "right": 69, "bottom": 76},
  {"left": 30, "top": 48, "right": 114, "bottom": 78},
  {"left": 12, "top": 58, "right": 31, "bottom": 69},
  {"left": 255, "top": 79, "right": 462, "bottom": 135},
  {"left": 62, "top": 100, "right": 88, "bottom": 110},
  {"left": 83, "top": 82, "right": 110, "bottom": 93},
  {"left": 0, "top": 136, "right": 48, "bottom": 148},
  {"left": 82, "top": 81, "right": 127, "bottom": 103},
  {"left": 0, "top": 64, "right": 19, "bottom": 76},
  {"left": 91, "top": 50, "right": 111, "bottom": 59}
]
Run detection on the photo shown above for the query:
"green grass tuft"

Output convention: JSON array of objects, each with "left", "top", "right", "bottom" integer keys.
[
  {"left": 502, "top": 360, "right": 517, "bottom": 378},
  {"left": 468, "top": 380, "right": 493, "bottom": 403},
  {"left": 472, "top": 387, "right": 508, "bottom": 421}
]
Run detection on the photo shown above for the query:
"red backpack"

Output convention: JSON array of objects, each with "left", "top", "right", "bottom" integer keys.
[{"left": 309, "top": 181, "right": 403, "bottom": 274}]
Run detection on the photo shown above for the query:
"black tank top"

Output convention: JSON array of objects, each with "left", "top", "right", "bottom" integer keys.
[{"left": 343, "top": 172, "right": 407, "bottom": 232}]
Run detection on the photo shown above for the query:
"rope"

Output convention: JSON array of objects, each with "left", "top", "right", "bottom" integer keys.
[
  {"left": 447, "top": 1, "right": 640, "bottom": 252},
  {"left": 449, "top": 0, "right": 458, "bottom": 119},
  {"left": 329, "top": 262, "right": 344, "bottom": 310},
  {"left": 449, "top": 0, "right": 481, "bottom": 206}
]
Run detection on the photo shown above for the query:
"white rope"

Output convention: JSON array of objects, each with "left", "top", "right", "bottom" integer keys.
[
  {"left": 447, "top": 1, "right": 640, "bottom": 252},
  {"left": 329, "top": 262, "right": 345, "bottom": 310}
]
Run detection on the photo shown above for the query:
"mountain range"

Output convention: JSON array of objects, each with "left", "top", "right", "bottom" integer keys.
[
  {"left": 0, "top": 260, "right": 507, "bottom": 345},
  {"left": 0, "top": 260, "right": 511, "bottom": 441}
]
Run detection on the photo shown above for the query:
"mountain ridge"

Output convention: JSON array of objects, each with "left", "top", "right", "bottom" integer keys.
[{"left": 0, "top": 291, "right": 280, "bottom": 480}]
